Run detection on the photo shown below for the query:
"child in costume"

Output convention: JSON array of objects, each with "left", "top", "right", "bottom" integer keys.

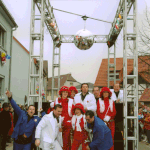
[{"left": 71, "top": 103, "right": 89, "bottom": 150}]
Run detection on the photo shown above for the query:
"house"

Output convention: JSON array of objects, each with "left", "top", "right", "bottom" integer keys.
[
  {"left": 94, "top": 56, "right": 150, "bottom": 99},
  {"left": 10, "top": 37, "right": 29, "bottom": 104},
  {"left": 94, "top": 58, "right": 124, "bottom": 88},
  {"left": 0, "top": 0, "right": 18, "bottom": 102},
  {"left": 139, "top": 88, "right": 150, "bottom": 107},
  {"left": 75, "top": 82, "right": 94, "bottom": 93},
  {"left": 10, "top": 37, "right": 48, "bottom": 105},
  {"left": 119, "top": 55, "right": 150, "bottom": 98},
  {"left": 47, "top": 73, "right": 80, "bottom": 101}
]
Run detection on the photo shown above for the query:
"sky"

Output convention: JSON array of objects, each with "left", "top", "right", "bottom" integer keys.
[{"left": 2, "top": 0, "right": 150, "bottom": 84}]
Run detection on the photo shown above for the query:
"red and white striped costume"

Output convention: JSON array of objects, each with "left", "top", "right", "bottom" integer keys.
[
  {"left": 54, "top": 97, "right": 74, "bottom": 150},
  {"left": 71, "top": 103, "right": 89, "bottom": 150},
  {"left": 97, "top": 87, "right": 116, "bottom": 150},
  {"left": 71, "top": 114, "right": 89, "bottom": 150}
]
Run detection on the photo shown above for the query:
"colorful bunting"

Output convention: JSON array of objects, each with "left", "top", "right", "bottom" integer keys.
[
  {"left": 5, "top": 54, "right": 11, "bottom": 59},
  {"left": 115, "top": 24, "right": 119, "bottom": 30},
  {"left": 119, "top": 14, "right": 122, "bottom": 19}
]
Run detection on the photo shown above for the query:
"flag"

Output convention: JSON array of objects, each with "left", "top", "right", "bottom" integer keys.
[
  {"left": 119, "top": 14, "right": 122, "bottom": 19},
  {"left": 115, "top": 24, "right": 119, "bottom": 30},
  {"left": 6, "top": 54, "right": 11, "bottom": 59}
]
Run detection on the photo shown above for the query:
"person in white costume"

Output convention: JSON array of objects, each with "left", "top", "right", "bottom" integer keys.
[
  {"left": 110, "top": 84, "right": 123, "bottom": 103},
  {"left": 35, "top": 104, "right": 63, "bottom": 150},
  {"left": 74, "top": 83, "right": 96, "bottom": 113}
]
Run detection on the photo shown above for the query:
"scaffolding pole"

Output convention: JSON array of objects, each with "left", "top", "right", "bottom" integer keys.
[
  {"left": 107, "top": 44, "right": 117, "bottom": 88},
  {"left": 123, "top": 0, "right": 138, "bottom": 150},
  {"left": 28, "top": 0, "right": 45, "bottom": 116},
  {"left": 51, "top": 42, "right": 61, "bottom": 100}
]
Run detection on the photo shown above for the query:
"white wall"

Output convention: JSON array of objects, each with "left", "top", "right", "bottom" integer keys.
[{"left": 10, "top": 38, "right": 29, "bottom": 104}]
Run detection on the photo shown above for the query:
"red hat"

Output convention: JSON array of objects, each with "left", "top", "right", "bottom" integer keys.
[
  {"left": 69, "top": 86, "right": 78, "bottom": 94},
  {"left": 100, "top": 87, "right": 112, "bottom": 98},
  {"left": 72, "top": 103, "right": 85, "bottom": 115},
  {"left": 59, "top": 86, "right": 71, "bottom": 96}
]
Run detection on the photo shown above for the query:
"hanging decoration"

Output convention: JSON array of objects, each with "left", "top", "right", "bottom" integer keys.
[
  {"left": 36, "top": 83, "right": 45, "bottom": 99},
  {"left": 0, "top": 52, "right": 11, "bottom": 65},
  {"left": 42, "top": 89, "right": 45, "bottom": 99},
  {"left": 36, "top": 83, "right": 39, "bottom": 94},
  {"left": 107, "top": 13, "right": 123, "bottom": 48},
  {"left": 74, "top": 15, "right": 94, "bottom": 50},
  {"left": 46, "top": 17, "right": 59, "bottom": 36}
]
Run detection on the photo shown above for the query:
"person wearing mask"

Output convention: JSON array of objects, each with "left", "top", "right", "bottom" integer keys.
[
  {"left": 54, "top": 86, "right": 74, "bottom": 150},
  {"left": 97, "top": 87, "right": 116, "bottom": 150},
  {"left": 93, "top": 87, "right": 100, "bottom": 104},
  {"left": 110, "top": 84, "right": 123, "bottom": 103},
  {"left": 69, "top": 86, "right": 78, "bottom": 99},
  {"left": 0, "top": 103, "right": 11, "bottom": 150},
  {"left": 74, "top": 83, "right": 96, "bottom": 114},
  {"left": 85, "top": 110, "right": 113, "bottom": 150},
  {"left": 5, "top": 90, "right": 45, "bottom": 150},
  {"left": 35, "top": 104, "right": 63, "bottom": 150}
]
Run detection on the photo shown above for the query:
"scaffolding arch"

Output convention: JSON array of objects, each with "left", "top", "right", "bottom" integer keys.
[{"left": 28, "top": 0, "right": 138, "bottom": 149}]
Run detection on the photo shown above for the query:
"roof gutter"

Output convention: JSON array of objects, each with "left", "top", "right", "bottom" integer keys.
[{"left": 0, "top": 0, "right": 18, "bottom": 28}]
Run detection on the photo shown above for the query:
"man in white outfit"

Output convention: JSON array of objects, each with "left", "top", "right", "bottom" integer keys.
[
  {"left": 35, "top": 104, "right": 63, "bottom": 150},
  {"left": 110, "top": 83, "right": 123, "bottom": 103},
  {"left": 74, "top": 83, "right": 96, "bottom": 114}
]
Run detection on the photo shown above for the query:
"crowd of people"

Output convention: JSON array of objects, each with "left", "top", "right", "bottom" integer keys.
[
  {"left": 0, "top": 83, "right": 148, "bottom": 150},
  {"left": 138, "top": 105, "right": 150, "bottom": 145}
]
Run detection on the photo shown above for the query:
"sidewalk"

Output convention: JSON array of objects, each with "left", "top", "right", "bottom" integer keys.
[
  {"left": 6, "top": 141, "right": 150, "bottom": 150},
  {"left": 139, "top": 141, "right": 150, "bottom": 150}
]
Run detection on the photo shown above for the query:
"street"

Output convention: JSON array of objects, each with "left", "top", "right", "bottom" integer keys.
[{"left": 6, "top": 141, "right": 150, "bottom": 150}]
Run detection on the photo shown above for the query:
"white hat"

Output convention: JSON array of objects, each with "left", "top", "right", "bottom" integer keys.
[{"left": 50, "top": 102, "right": 54, "bottom": 108}]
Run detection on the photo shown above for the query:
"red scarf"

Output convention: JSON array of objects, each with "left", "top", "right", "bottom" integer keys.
[{"left": 104, "top": 97, "right": 109, "bottom": 101}]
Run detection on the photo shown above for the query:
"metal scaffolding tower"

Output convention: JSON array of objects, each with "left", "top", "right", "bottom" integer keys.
[
  {"left": 28, "top": 0, "right": 45, "bottom": 116},
  {"left": 107, "top": 0, "right": 138, "bottom": 149},
  {"left": 28, "top": 0, "right": 138, "bottom": 149},
  {"left": 123, "top": 0, "right": 138, "bottom": 149},
  {"left": 51, "top": 43, "right": 61, "bottom": 100},
  {"left": 107, "top": 44, "right": 117, "bottom": 88}
]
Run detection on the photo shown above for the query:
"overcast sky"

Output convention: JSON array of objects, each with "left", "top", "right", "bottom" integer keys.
[{"left": 2, "top": 0, "right": 150, "bottom": 84}]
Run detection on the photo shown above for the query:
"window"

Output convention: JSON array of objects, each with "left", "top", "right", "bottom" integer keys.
[
  {"left": 70, "top": 82, "right": 73, "bottom": 86},
  {"left": 116, "top": 75, "right": 119, "bottom": 79},
  {"left": 0, "top": 76, "right": 4, "bottom": 100},
  {"left": 0, "top": 27, "right": 5, "bottom": 49}
]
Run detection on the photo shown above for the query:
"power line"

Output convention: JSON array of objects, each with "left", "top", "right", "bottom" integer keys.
[{"left": 53, "top": 7, "right": 112, "bottom": 24}]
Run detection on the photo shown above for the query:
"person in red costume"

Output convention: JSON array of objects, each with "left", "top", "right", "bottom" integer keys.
[
  {"left": 47, "top": 102, "right": 54, "bottom": 114},
  {"left": 71, "top": 103, "right": 89, "bottom": 150},
  {"left": 54, "top": 86, "right": 74, "bottom": 150},
  {"left": 69, "top": 86, "right": 78, "bottom": 99},
  {"left": 97, "top": 87, "right": 116, "bottom": 150},
  {"left": 144, "top": 111, "right": 150, "bottom": 144}
]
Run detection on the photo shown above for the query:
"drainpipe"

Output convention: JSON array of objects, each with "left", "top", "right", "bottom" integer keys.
[{"left": 8, "top": 27, "right": 17, "bottom": 94}]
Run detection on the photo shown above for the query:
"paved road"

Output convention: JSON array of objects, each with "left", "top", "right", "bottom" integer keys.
[{"left": 6, "top": 141, "right": 150, "bottom": 150}]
